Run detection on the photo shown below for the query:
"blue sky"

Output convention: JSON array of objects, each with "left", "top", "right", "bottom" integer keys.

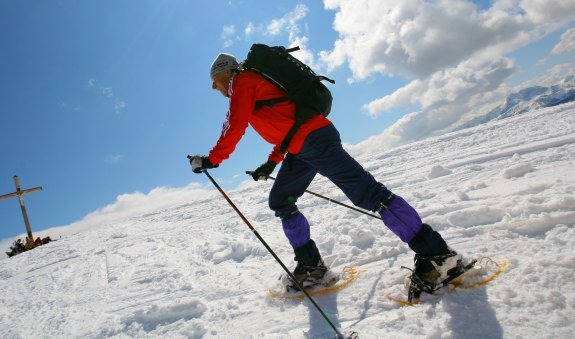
[{"left": 1, "top": 0, "right": 574, "bottom": 241}]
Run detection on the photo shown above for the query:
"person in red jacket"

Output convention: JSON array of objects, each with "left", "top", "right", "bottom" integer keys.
[{"left": 190, "top": 52, "right": 462, "bottom": 297}]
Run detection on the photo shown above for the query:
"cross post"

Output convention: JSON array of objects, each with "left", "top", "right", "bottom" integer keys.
[{"left": 0, "top": 176, "right": 43, "bottom": 241}]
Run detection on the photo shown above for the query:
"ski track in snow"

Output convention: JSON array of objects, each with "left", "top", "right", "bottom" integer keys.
[{"left": 1, "top": 103, "right": 574, "bottom": 338}]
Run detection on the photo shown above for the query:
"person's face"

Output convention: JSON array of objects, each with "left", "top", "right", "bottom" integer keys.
[{"left": 211, "top": 70, "right": 232, "bottom": 98}]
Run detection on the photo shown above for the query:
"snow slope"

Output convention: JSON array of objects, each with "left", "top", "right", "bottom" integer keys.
[{"left": 1, "top": 103, "right": 574, "bottom": 338}]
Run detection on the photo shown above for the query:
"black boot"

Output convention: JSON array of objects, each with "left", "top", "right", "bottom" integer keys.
[
  {"left": 408, "top": 224, "right": 450, "bottom": 256},
  {"left": 406, "top": 224, "right": 463, "bottom": 301},
  {"left": 290, "top": 239, "right": 328, "bottom": 289}
]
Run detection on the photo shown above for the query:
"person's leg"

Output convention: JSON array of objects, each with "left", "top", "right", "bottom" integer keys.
[
  {"left": 296, "top": 125, "right": 423, "bottom": 244},
  {"left": 269, "top": 154, "right": 316, "bottom": 250},
  {"left": 269, "top": 155, "right": 327, "bottom": 286},
  {"left": 297, "top": 125, "right": 460, "bottom": 286},
  {"left": 295, "top": 124, "right": 392, "bottom": 212}
]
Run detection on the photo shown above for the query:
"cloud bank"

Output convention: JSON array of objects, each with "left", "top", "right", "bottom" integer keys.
[
  {"left": 553, "top": 28, "right": 575, "bottom": 54},
  {"left": 319, "top": 0, "right": 575, "bottom": 153},
  {"left": 321, "top": 0, "right": 575, "bottom": 81},
  {"left": 0, "top": 183, "right": 217, "bottom": 252}
]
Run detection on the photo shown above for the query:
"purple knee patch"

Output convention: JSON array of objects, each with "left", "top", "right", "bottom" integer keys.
[
  {"left": 379, "top": 196, "right": 423, "bottom": 243},
  {"left": 282, "top": 212, "right": 311, "bottom": 249}
]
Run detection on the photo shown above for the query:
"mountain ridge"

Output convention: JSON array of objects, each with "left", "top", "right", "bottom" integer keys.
[{"left": 461, "top": 75, "right": 575, "bottom": 129}]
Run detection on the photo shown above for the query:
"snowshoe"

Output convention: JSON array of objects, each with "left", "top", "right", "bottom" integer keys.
[
  {"left": 286, "top": 259, "right": 330, "bottom": 291},
  {"left": 404, "top": 250, "right": 467, "bottom": 302},
  {"left": 284, "top": 239, "right": 331, "bottom": 291}
]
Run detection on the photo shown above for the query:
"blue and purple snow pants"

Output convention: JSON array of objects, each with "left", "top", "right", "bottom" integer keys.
[{"left": 269, "top": 124, "right": 423, "bottom": 250}]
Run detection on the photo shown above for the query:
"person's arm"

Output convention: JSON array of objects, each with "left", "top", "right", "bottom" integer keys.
[
  {"left": 268, "top": 144, "right": 285, "bottom": 164},
  {"left": 208, "top": 76, "right": 256, "bottom": 165}
]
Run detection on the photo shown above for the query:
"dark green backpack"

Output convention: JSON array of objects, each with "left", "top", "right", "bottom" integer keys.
[{"left": 241, "top": 43, "right": 335, "bottom": 153}]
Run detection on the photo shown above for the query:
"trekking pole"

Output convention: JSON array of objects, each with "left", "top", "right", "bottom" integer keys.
[
  {"left": 201, "top": 169, "right": 350, "bottom": 339},
  {"left": 246, "top": 172, "right": 380, "bottom": 220}
]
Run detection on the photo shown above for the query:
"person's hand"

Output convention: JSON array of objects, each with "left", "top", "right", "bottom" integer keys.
[
  {"left": 250, "top": 160, "right": 276, "bottom": 181},
  {"left": 188, "top": 155, "right": 218, "bottom": 173}
]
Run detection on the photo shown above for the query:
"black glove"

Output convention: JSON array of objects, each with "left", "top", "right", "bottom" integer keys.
[
  {"left": 188, "top": 155, "right": 218, "bottom": 173},
  {"left": 250, "top": 160, "right": 276, "bottom": 181}
]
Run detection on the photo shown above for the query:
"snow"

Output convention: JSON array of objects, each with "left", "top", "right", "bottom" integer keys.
[
  {"left": 427, "top": 165, "right": 453, "bottom": 179},
  {"left": 1, "top": 102, "right": 575, "bottom": 338}
]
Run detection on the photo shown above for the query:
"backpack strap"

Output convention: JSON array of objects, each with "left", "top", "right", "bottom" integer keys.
[
  {"left": 278, "top": 120, "right": 303, "bottom": 154},
  {"left": 254, "top": 73, "right": 334, "bottom": 111},
  {"left": 254, "top": 96, "right": 290, "bottom": 110},
  {"left": 317, "top": 75, "right": 336, "bottom": 84},
  {"left": 254, "top": 94, "right": 299, "bottom": 154},
  {"left": 242, "top": 44, "right": 333, "bottom": 155},
  {"left": 286, "top": 46, "right": 300, "bottom": 53}
]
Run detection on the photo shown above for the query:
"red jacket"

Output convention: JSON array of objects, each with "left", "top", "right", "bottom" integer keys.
[{"left": 208, "top": 71, "right": 332, "bottom": 165}]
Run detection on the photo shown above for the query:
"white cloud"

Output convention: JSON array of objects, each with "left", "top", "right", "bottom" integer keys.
[
  {"left": 364, "top": 56, "right": 518, "bottom": 117},
  {"left": 86, "top": 186, "right": 199, "bottom": 220},
  {"left": 221, "top": 24, "right": 236, "bottom": 47},
  {"left": 320, "top": 0, "right": 575, "bottom": 153},
  {"left": 363, "top": 80, "right": 425, "bottom": 116},
  {"left": 320, "top": 0, "right": 575, "bottom": 80},
  {"left": 235, "top": 5, "right": 310, "bottom": 43},
  {"left": 221, "top": 24, "right": 236, "bottom": 37},
  {"left": 102, "top": 87, "right": 113, "bottom": 97},
  {"left": 536, "top": 57, "right": 548, "bottom": 66},
  {"left": 88, "top": 78, "right": 127, "bottom": 114},
  {"left": 346, "top": 61, "right": 575, "bottom": 157},
  {"left": 519, "top": 0, "right": 575, "bottom": 26},
  {"left": 245, "top": 22, "right": 255, "bottom": 35},
  {"left": 16, "top": 183, "right": 218, "bottom": 243},
  {"left": 552, "top": 28, "right": 575, "bottom": 54},
  {"left": 0, "top": 182, "right": 221, "bottom": 251},
  {"left": 288, "top": 36, "right": 318, "bottom": 69},
  {"left": 104, "top": 154, "right": 123, "bottom": 164},
  {"left": 113, "top": 100, "right": 127, "bottom": 114},
  {"left": 266, "top": 4, "right": 309, "bottom": 37},
  {"left": 225, "top": 5, "right": 310, "bottom": 50},
  {"left": 515, "top": 63, "right": 575, "bottom": 88},
  {"left": 238, "top": 5, "right": 318, "bottom": 69},
  {"left": 58, "top": 100, "right": 80, "bottom": 112}
]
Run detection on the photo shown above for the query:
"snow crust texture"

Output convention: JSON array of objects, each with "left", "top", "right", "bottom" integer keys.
[{"left": 1, "top": 103, "right": 574, "bottom": 338}]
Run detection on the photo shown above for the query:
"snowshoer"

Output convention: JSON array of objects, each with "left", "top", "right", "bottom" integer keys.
[{"left": 189, "top": 51, "right": 463, "bottom": 296}]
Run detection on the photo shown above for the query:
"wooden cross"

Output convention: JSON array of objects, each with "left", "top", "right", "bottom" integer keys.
[{"left": 0, "top": 176, "right": 43, "bottom": 242}]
